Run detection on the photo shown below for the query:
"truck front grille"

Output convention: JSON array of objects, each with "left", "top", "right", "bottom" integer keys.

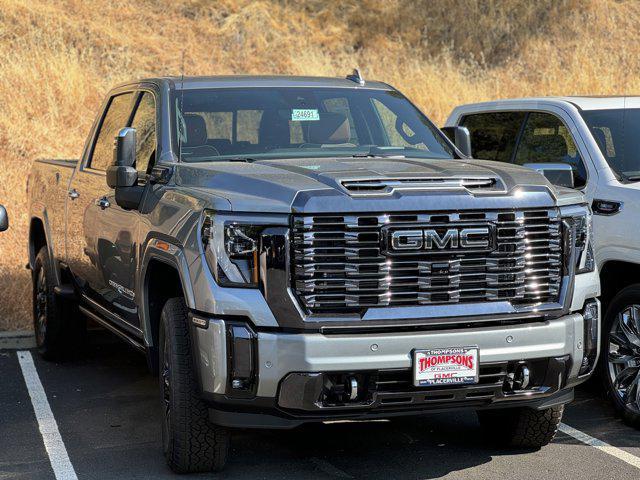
[{"left": 292, "top": 209, "right": 562, "bottom": 313}]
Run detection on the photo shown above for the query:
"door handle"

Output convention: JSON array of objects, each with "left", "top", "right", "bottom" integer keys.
[
  {"left": 96, "top": 197, "right": 111, "bottom": 210},
  {"left": 68, "top": 189, "right": 80, "bottom": 200}
]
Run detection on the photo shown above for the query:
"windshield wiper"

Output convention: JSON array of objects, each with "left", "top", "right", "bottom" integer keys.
[
  {"left": 351, "top": 153, "right": 404, "bottom": 158},
  {"left": 223, "top": 157, "right": 254, "bottom": 163},
  {"left": 351, "top": 146, "right": 406, "bottom": 158},
  {"left": 624, "top": 175, "right": 640, "bottom": 182}
]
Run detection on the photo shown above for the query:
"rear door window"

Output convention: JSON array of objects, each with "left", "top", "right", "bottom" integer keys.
[
  {"left": 90, "top": 92, "right": 135, "bottom": 171},
  {"left": 514, "top": 112, "right": 587, "bottom": 188},
  {"left": 460, "top": 112, "right": 526, "bottom": 162}
]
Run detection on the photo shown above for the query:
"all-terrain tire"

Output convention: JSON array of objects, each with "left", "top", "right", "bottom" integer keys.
[
  {"left": 159, "top": 297, "right": 230, "bottom": 473},
  {"left": 598, "top": 285, "right": 640, "bottom": 429},
  {"left": 32, "top": 246, "right": 78, "bottom": 359},
  {"left": 477, "top": 405, "right": 564, "bottom": 448}
]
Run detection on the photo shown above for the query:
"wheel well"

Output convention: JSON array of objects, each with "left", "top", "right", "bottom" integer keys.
[
  {"left": 600, "top": 261, "right": 640, "bottom": 310},
  {"left": 145, "top": 259, "right": 184, "bottom": 354},
  {"left": 29, "top": 218, "right": 47, "bottom": 267}
]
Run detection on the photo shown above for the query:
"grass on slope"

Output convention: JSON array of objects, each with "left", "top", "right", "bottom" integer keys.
[{"left": 1, "top": 0, "right": 638, "bottom": 329}]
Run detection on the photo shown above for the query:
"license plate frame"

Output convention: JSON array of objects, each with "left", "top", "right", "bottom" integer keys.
[{"left": 413, "top": 346, "right": 479, "bottom": 387}]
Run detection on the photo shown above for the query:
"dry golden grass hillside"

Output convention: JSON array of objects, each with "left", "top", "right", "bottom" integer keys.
[{"left": 1, "top": 0, "right": 640, "bottom": 330}]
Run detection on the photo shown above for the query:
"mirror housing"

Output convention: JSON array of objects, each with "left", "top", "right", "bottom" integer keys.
[
  {"left": 523, "top": 163, "right": 575, "bottom": 189},
  {"left": 0, "top": 205, "right": 8, "bottom": 232},
  {"left": 106, "top": 127, "right": 138, "bottom": 189},
  {"left": 441, "top": 126, "right": 472, "bottom": 157}
]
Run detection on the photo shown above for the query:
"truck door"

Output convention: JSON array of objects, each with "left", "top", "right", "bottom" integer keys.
[
  {"left": 66, "top": 91, "right": 142, "bottom": 329},
  {"left": 99, "top": 90, "right": 159, "bottom": 327}
]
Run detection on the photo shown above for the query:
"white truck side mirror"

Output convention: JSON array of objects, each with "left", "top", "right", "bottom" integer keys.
[{"left": 523, "top": 163, "right": 575, "bottom": 189}]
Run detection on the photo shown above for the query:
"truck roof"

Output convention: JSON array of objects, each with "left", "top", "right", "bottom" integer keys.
[
  {"left": 124, "top": 75, "right": 393, "bottom": 91},
  {"left": 453, "top": 96, "right": 640, "bottom": 112}
]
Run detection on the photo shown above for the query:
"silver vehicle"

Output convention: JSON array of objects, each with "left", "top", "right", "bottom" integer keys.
[
  {"left": 0, "top": 205, "right": 7, "bottom": 232},
  {"left": 27, "top": 74, "right": 600, "bottom": 473},
  {"left": 446, "top": 97, "right": 640, "bottom": 428}
]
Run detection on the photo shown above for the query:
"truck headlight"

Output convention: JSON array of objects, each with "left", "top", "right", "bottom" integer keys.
[
  {"left": 573, "top": 210, "right": 595, "bottom": 274},
  {"left": 202, "top": 212, "right": 261, "bottom": 287},
  {"left": 562, "top": 206, "right": 594, "bottom": 274}
]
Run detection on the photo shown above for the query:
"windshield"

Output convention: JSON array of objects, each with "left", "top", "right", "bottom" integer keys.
[
  {"left": 172, "top": 87, "right": 454, "bottom": 162},
  {"left": 580, "top": 108, "right": 640, "bottom": 180}
]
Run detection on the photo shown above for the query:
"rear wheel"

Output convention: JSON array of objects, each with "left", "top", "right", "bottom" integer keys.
[
  {"left": 32, "top": 247, "right": 68, "bottom": 359},
  {"left": 159, "top": 297, "right": 230, "bottom": 473},
  {"left": 477, "top": 405, "right": 564, "bottom": 448},
  {"left": 601, "top": 285, "right": 640, "bottom": 428}
]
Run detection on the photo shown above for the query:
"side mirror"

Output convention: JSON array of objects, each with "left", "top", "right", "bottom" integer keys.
[
  {"left": 106, "top": 127, "right": 138, "bottom": 188},
  {"left": 441, "top": 126, "right": 472, "bottom": 157},
  {"left": 523, "top": 163, "right": 575, "bottom": 189},
  {"left": 0, "top": 205, "right": 8, "bottom": 232}
]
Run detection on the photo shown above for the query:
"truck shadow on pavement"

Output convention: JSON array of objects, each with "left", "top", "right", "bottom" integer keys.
[{"left": 26, "top": 329, "right": 637, "bottom": 479}]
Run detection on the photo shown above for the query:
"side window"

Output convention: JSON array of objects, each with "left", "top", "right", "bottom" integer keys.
[
  {"left": 461, "top": 112, "right": 526, "bottom": 162},
  {"left": 130, "top": 92, "right": 157, "bottom": 175},
  {"left": 514, "top": 112, "right": 587, "bottom": 188},
  {"left": 372, "top": 98, "right": 427, "bottom": 150},
  {"left": 90, "top": 93, "right": 135, "bottom": 171}
]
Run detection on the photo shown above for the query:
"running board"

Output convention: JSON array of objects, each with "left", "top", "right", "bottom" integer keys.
[{"left": 79, "top": 305, "right": 145, "bottom": 352}]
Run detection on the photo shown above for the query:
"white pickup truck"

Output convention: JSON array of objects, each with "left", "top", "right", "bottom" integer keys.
[{"left": 445, "top": 97, "right": 640, "bottom": 428}]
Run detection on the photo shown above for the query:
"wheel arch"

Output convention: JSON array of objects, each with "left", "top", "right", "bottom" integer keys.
[
  {"left": 28, "top": 214, "right": 60, "bottom": 285},
  {"left": 599, "top": 260, "right": 640, "bottom": 311},
  {"left": 139, "top": 238, "right": 196, "bottom": 358}
]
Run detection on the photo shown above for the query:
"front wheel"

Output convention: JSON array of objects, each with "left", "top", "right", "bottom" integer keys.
[
  {"left": 159, "top": 297, "right": 230, "bottom": 473},
  {"left": 477, "top": 405, "right": 564, "bottom": 448},
  {"left": 600, "top": 285, "right": 640, "bottom": 428}
]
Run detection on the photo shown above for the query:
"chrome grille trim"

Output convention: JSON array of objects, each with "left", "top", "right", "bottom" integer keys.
[
  {"left": 292, "top": 209, "right": 562, "bottom": 312},
  {"left": 340, "top": 177, "right": 500, "bottom": 195}
]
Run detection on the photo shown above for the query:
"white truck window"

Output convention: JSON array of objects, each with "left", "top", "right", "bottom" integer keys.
[
  {"left": 581, "top": 108, "right": 640, "bottom": 180},
  {"left": 460, "top": 112, "right": 526, "bottom": 162},
  {"left": 514, "top": 112, "right": 587, "bottom": 188}
]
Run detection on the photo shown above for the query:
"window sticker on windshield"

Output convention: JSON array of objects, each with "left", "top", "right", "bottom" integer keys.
[{"left": 291, "top": 109, "right": 320, "bottom": 121}]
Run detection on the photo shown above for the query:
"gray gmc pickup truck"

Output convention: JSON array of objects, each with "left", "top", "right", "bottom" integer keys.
[{"left": 27, "top": 73, "right": 600, "bottom": 473}]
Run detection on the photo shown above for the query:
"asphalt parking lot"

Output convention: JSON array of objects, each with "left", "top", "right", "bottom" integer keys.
[{"left": 2, "top": 330, "right": 640, "bottom": 480}]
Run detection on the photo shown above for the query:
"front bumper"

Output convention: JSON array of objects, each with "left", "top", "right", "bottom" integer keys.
[{"left": 193, "top": 308, "right": 598, "bottom": 428}]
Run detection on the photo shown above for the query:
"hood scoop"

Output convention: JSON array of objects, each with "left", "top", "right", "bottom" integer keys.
[{"left": 340, "top": 177, "right": 503, "bottom": 196}]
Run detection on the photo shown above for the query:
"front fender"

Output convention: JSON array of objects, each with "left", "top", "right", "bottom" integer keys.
[{"left": 139, "top": 237, "right": 196, "bottom": 348}]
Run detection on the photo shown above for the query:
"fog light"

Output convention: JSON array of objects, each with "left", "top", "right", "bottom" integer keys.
[
  {"left": 580, "top": 300, "right": 599, "bottom": 375},
  {"left": 514, "top": 365, "right": 530, "bottom": 390},
  {"left": 227, "top": 324, "right": 256, "bottom": 393}
]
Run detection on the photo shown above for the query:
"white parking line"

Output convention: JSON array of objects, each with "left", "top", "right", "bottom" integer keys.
[
  {"left": 559, "top": 423, "right": 640, "bottom": 470},
  {"left": 17, "top": 351, "right": 78, "bottom": 480}
]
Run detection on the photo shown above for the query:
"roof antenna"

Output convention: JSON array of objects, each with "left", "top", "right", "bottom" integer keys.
[
  {"left": 346, "top": 68, "right": 365, "bottom": 86},
  {"left": 178, "top": 50, "right": 186, "bottom": 162}
]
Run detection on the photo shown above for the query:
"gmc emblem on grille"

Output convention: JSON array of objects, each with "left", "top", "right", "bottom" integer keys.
[{"left": 386, "top": 226, "right": 494, "bottom": 252}]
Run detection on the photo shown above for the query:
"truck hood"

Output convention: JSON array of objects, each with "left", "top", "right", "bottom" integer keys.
[{"left": 174, "top": 156, "right": 584, "bottom": 213}]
